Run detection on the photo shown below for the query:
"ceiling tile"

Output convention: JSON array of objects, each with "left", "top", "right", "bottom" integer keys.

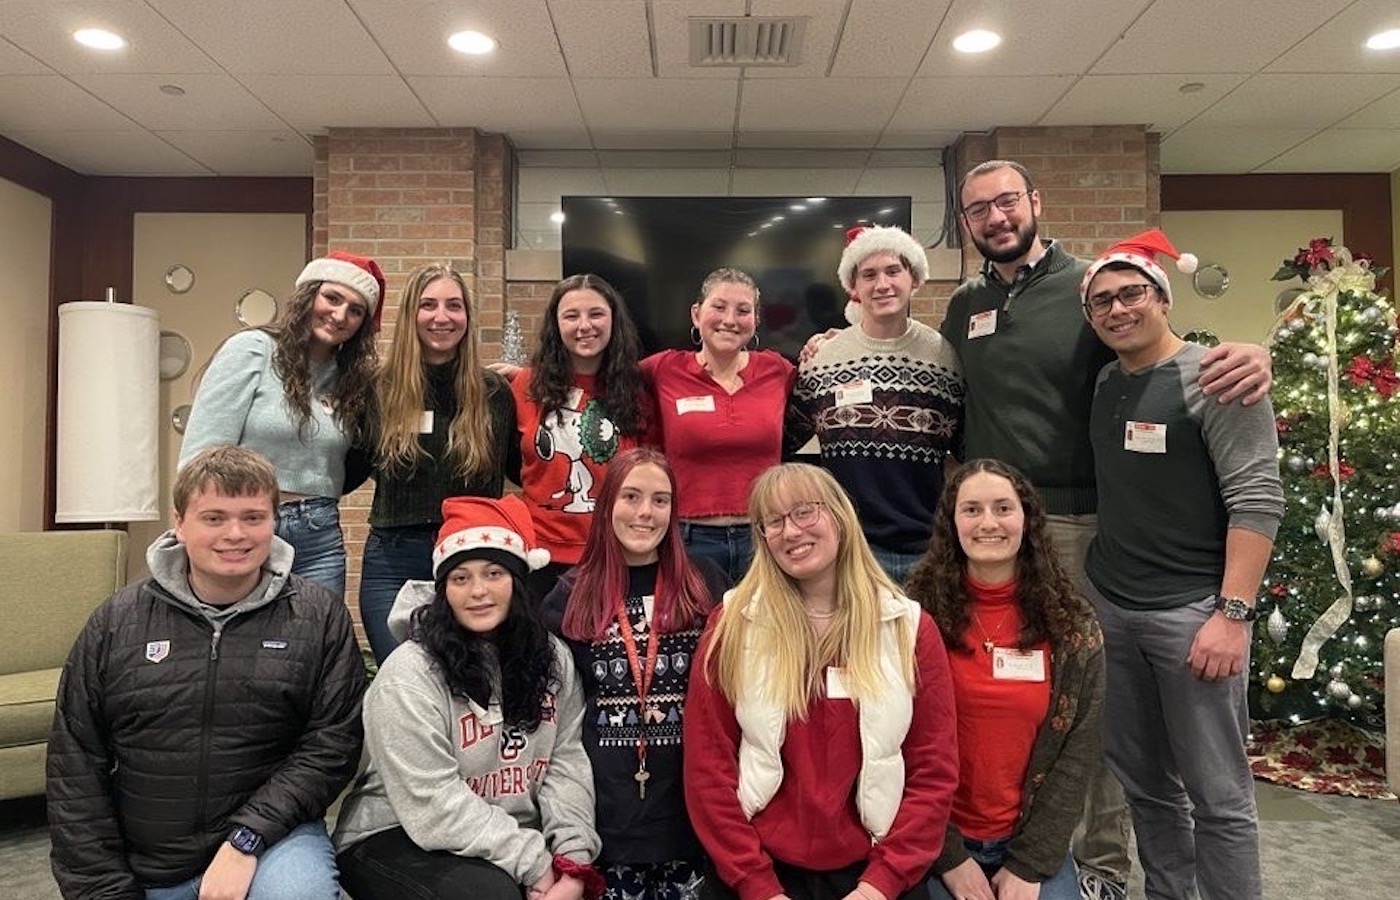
[
  {"left": 157, "top": 130, "right": 314, "bottom": 175},
  {"left": 1256, "top": 129, "right": 1400, "bottom": 173},
  {"left": 893, "top": 76, "right": 1073, "bottom": 131},
  {"left": 0, "top": 37, "right": 49, "bottom": 75},
  {"left": 0, "top": 75, "right": 139, "bottom": 131},
  {"left": 5, "top": 129, "right": 208, "bottom": 175},
  {"left": 1042, "top": 73, "right": 1247, "bottom": 130},
  {"left": 410, "top": 76, "right": 583, "bottom": 131},
  {"left": 575, "top": 78, "right": 737, "bottom": 130},
  {"left": 150, "top": 0, "right": 390, "bottom": 75},
  {"left": 552, "top": 0, "right": 653, "bottom": 78},
  {"left": 830, "top": 0, "right": 947, "bottom": 78},
  {"left": 1, "top": 0, "right": 220, "bottom": 74},
  {"left": 1267, "top": 0, "right": 1400, "bottom": 74},
  {"left": 1193, "top": 73, "right": 1400, "bottom": 128},
  {"left": 1335, "top": 85, "right": 1400, "bottom": 129},
  {"left": 739, "top": 78, "right": 905, "bottom": 132},
  {"left": 71, "top": 73, "right": 287, "bottom": 131},
  {"left": 918, "top": 0, "right": 1142, "bottom": 78},
  {"left": 651, "top": 0, "right": 751, "bottom": 79},
  {"left": 236, "top": 75, "right": 435, "bottom": 129},
  {"left": 1093, "top": 0, "right": 1355, "bottom": 74},
  {"left": 1159, "top": 125, "right": 1321, "bottom": 173},
  {"left": 348, "top": 0, "right": 566, "bottom": 78}
]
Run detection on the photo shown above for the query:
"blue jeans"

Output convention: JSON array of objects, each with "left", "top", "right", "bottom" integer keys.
[
  {"left": 144, "top": 820, "right": 339, "bottom": 900},
  {"left": 927, "top": 836, "right": 1079, "bottom": 900},
  {"left": 869, "top": 545, "right": 923, "bottom": 585},
  {"left": 680, "top": 522, "right": 753, "bottom": 585},
  {"left": 276, "top": 497, "right": 345, "bottom": 598},
  {"left": 359, "top": 525, "right": 437, "bottom": 665}
]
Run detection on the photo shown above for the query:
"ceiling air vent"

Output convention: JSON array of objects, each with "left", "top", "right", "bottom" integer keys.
[{"left": 689, "top": 17, "right": 807, "bottom": 67}]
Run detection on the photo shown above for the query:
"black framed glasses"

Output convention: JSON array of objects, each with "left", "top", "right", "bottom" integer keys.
[
  {"left": 960, "top": 191, "right": 1027, "bottom": 222},
  {"left": 758, "top": 501, "right": 826, "bottom": 538},
  {"left": 1083, "top": 283, "right": 1158, "bottom": 318}
]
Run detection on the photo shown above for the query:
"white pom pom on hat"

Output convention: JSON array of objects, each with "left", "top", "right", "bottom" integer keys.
[
  {"left": 1079, "top": 228, "right": 1199, "bottom": 309},
  {"left": 837, "top": 225, "right": 929, "bottom": 325}
]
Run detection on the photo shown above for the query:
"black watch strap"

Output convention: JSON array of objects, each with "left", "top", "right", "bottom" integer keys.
[
  {"left": 1214, "top": 595, "right": 1258, "bottom": 621},
  {"left": 228, "top": 825, "right": 264, "bottom": 856}
]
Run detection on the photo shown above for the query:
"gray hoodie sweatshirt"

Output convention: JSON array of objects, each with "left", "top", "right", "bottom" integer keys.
[{"left": 332, "top": 580, "right": 600, "bottom": 885}]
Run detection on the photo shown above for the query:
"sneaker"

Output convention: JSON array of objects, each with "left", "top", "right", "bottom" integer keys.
[{"left": 1079, "top": 870, "right": 1128, "bottom": 900}]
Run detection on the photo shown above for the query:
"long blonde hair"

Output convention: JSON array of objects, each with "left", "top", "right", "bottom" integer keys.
[
  {"left": 705, "top": 463, "right": 914, "bottom": 718},
  {"left": 375, "top": 263, "right": 496, "bottom": 477}
]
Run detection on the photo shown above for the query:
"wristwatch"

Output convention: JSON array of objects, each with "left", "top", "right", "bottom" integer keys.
[
  {"left": 228, "top": 826, "right": 264, "bottom": 857},
  {"left": 1214, "top": 595, "right": 1258, "bottom": 622}
]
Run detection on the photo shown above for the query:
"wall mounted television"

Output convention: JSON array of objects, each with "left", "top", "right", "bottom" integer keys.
[{"left": 560, "top": 196, "right": 914, "bottom": 361}]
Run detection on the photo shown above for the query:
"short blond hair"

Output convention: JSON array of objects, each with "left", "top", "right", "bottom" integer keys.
[{"left": 173, "top": 446, "right": 279, "bottom": 515}]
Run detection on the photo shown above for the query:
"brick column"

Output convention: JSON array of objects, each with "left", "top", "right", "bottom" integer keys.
[{"left": 312, "top": 127, "right": 513, "bottom": 643}]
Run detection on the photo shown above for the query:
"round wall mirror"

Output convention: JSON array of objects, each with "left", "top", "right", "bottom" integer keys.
[
  {"left": 158, "top": 331, "right": 192, "bottom": 380},
  {"left": 171, "top": 403, "right": 193, "bottom": 434},
  {"left": 235, "top": 288, "right": 278, "bottom": 327},
  {"left": 164, "top": 264, "right": 195, "bottom": 294},
  {"left": 1275, "top": 286, "right": 1307, "bottom": 313},
  {"left": 1191, "top": 263, "right": 1230, "bottom": 299}
]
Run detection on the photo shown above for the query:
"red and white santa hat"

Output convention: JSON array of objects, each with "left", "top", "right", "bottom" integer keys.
[
  {"left": 837, "top": 225, "right": 929, "bottom": 325},
  {"left": 432, "top": 494, "right": 550, "bottom": 582},
  {"left": 1079, "top": 228, "right": 1198, "bottom": 308},
  {"left": 295, "top": 250, "right": 387, "bottom": 331}
]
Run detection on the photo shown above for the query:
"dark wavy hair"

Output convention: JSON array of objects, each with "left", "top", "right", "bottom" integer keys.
[
  {"left": 903, "top": 458, "right": 1090, "bottom": 653},
  {"left": 410, "top": 571, "right": 557, "bottom": 731},
  {"left": 528, "top": 273, "right": 648, "bottom": 436},
  {"left": 265, "top": 280, "right": 378, "bottom": 444}
]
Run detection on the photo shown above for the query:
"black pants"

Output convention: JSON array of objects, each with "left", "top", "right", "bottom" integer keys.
[
  {"left": 338, "top": 827, "right": 524, "bottom": 900},
  {"left": 700, "top": 857, "right": 933, "bottom": 900}
]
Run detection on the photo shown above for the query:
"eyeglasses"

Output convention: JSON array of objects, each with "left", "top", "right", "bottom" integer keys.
[
  {"left": 758, "top": 501, "right": 826, "bottom": 538},
  {"left": 1083, "top": 283, "right": 1158, "bottom": 318},
  {"left": 960, "top": 191, "right": 1027, "bottom": 222}
]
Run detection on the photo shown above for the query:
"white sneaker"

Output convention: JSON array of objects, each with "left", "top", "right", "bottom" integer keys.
[{"left": 1079, "top": 870, "right": 1128, "bottom": 900}]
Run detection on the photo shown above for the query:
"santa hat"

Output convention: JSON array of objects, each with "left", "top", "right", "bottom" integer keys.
[
  {"left": 1080, "top": 229, "right": 1198, "bottom": 308},
  {"left": 296, "top": 251, "right": 387, "bottom": 331},
  {"left": 837, "top": 225, "right": 929, "bottom": 325},
  {"left": 432, "top": 494, "right": 550, "bottom": 582}
]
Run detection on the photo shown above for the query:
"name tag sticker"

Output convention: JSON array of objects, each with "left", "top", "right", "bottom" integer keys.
[
  {"left": 418, "top": 410, "right": 434, "bottom": 433},
  {"left": 993, "top": 648, "right": 1046, "bottom": 681},
  {"left": 835, "top": 379, "right": 874, "bottom": 407},
  {"left": 676, "top": 395, "right": 716, "bottom": 415},
  {"left": 1124, "top": 420, "right": 1167, "bottom": 453},
  {"left": 968, "top": 310, "right": 997, "bottom": 339},
  {"left": 825, "top": 667, "right": 852, "bottom": 699}
]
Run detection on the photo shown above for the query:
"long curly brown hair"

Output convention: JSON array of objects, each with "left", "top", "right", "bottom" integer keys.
[
  {"left": 266, "top": 281, "right": 377, "bottom": 444},
  {"left": 903, "top": 458, "right": 1091, "bottom": 654},
  {"left": 527, "top": 273, "right": 648, "bottom": 436}
]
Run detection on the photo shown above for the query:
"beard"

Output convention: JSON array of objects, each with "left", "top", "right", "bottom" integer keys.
[{"left": 971, "top": 214, "right": 1038, "bottom": 264}]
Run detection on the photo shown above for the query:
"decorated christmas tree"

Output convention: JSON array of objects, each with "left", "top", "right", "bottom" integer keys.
[{"left": 1252, "top": 238, "right": 1398, "bottom": 728}]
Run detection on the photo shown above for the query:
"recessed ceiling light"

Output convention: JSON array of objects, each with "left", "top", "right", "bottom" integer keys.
[
  {"left": 549, "top": 211, "right": 565, "bottom": 225},
  {"left": 74, "top": 28, "right": 125, "bottom": 50},
  {"left": 953, "top": 29, "right": 1002, "bottom": 54},
  {"left": 1178, "top": 81, "right": 1206, "bottom": 94},
  {"left": 159, "top": 83, "right": 185, "bottom": 97},
  {"left": 1366, "top": 29, "right": 1400, "bottom": 51},
  {"left": 448, "top": 30, "right": 497, "bottom": 55}
]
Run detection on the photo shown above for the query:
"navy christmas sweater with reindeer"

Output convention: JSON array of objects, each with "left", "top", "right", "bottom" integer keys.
[{"left": 543, "top": 560, "right": 727, "bottom": 866}]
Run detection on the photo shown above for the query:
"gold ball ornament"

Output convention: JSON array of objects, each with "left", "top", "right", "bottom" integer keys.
[
  {"left": 1362, "top": 556, "right": 1384, "bottom": 578},
  {"left": 1266, "top": 675, "right": 1286, "bottom": 694}
]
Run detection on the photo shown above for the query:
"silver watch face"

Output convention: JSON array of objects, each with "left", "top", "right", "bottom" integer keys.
[{"left": 1220, "top": 598, "right": 1253, "bottom": 620}]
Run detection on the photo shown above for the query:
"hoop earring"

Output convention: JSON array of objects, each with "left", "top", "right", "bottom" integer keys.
[{"left": 690, "top": 326, "right": 702, "bottom": 346}]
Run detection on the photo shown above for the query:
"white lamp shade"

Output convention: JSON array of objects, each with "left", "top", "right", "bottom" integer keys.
[{"left": 56, "top": 302, "right": 161, "bottom": 522}]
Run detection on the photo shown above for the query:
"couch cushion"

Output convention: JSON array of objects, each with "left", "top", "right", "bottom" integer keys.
[
  {"left": 0, "top": 667, "right": 61, "bottom": 748},
  {"left": 0, "top": 530, "right": 126, "bottom": 676}
]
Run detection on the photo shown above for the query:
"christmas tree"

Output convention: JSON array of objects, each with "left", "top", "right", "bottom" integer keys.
[{"left": 1252, "top": 237, "right": 1398, "bottom": 729}]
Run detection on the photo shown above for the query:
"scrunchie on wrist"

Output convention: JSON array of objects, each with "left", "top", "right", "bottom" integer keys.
[{"left": 552, "top": 855, "right": 606, "bottom": 900}]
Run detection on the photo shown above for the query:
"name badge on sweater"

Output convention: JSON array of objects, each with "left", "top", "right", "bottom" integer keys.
[
  {"left": 419, "top": 410, "right": 434, "bottom": 433},
  {"left": 968, "top": 310, "right": 997, "bottom": 339},
  {"left": 825, "top": 666, "right": 852, "bottom": 699},
  {"left": 1124, "top": 420, "right": 1167, "bottom": 453},
  {"left": 993, "top": 648, "right": 1046, "bottom": 681},
  {"left": 835, "top": 379, "right": 873, "bottom": 407},
  {"left": 676, "top": 395, "right": 715, "bottom": 415}
]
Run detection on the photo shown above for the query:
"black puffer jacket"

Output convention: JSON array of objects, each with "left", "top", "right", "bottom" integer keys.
[{"left": 47, "top": 533, "right": 366, "bottom": 898}]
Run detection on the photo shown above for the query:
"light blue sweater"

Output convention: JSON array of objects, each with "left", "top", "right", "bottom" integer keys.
[{"left": 179, "top": 330, "right": 348, "bottom": 497}]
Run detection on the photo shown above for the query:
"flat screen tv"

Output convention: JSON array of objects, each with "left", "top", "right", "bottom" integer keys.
[{"left": 560, "top": 196, "right": 914, "bottom": 361}]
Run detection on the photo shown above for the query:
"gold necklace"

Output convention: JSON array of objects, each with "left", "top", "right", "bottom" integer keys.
[
  {"left": 805, "top": 608, "right": 837, "bottom": 619},
  {"left": 971, "top": 607, "right": 1013, "bottom": 654}
]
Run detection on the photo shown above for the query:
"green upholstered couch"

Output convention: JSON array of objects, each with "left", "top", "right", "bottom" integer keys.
[{"left": 0, "top": 530, "right": 127, "bottom": 800}]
